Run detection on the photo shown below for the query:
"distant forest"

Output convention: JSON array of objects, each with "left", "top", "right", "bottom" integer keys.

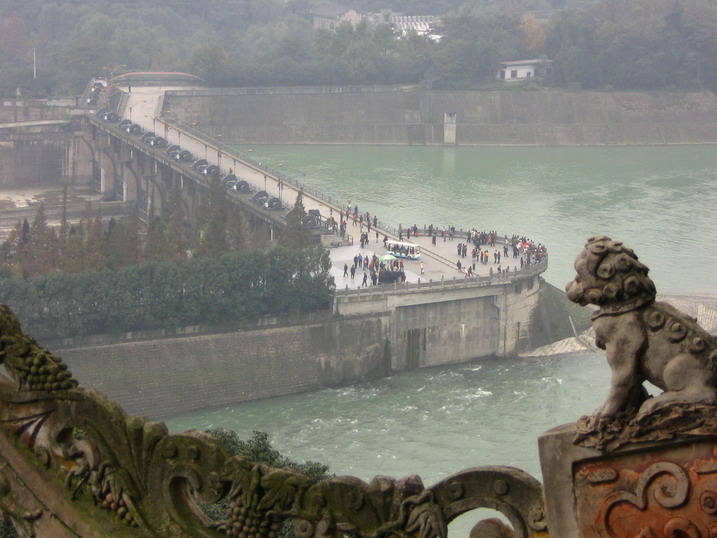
[{"left": 0, "top": 0, "right": 716, "bottom": 95}]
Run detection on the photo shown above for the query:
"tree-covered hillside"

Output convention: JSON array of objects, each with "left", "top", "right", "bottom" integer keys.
[{"left": 0, "top": 0, "right": 715, "bottom": 95}]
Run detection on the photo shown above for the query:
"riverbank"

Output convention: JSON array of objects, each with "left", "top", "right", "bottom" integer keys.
[{"left": 163, "top": 87, "right": 717, "bottom": 146}]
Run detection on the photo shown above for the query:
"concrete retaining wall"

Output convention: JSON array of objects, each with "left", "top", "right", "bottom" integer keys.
[
  {"left": 164, "top": 88, "right": 717, "bottom": 146},
  {"left": 55, "top": 274, "right": 544, "bottom": 419},
  {"left": 0, "top": 107, "right": 74, "bottom": 188},
  {"left": 57, "top": 313, "right": 391, "bottom": 419}
]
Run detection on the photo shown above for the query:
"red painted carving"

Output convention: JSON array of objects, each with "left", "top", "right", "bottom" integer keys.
[{"left": 574, "top": 440, "right": 717, "bottom": 536}]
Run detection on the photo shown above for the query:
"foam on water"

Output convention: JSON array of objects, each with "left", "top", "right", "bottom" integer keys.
[{"left": 167, "top": 353, "right": 610, "bottom": 484}]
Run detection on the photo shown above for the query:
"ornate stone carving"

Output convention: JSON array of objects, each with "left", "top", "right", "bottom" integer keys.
[
  {"left": 0, "top": 305, "right": 547, "bottom": 537},
  {"left": 574, "top": 438, "right": 717, "bottom": 536},
  {"left": 565, "top": 236, "right": 717, "bottom": 451}
]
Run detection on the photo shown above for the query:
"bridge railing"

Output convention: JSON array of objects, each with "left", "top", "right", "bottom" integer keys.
[
  {"left": 158, "top": 113, "right": 549, "bottom": 266},
  {"left": 167, "top": 84, "right": 408, "bottom": 97},
  {"left": 334, "top": 259, "right": 547, "bottom": 298},
  {"left": 165, "top": 117, "right": 400, "bottom": 237}
]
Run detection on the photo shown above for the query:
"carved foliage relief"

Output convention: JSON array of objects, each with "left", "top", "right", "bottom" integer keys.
[{"left": 0, "top": 305, "right": 547, "bottom": 537}]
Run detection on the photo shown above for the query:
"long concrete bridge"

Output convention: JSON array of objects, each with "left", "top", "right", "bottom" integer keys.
[{"left": 0, "top": 83, "right": 565, "bottom": 419}]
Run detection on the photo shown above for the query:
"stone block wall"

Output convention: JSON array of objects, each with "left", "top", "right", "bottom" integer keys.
[
  {"left": 164, "top": 88, "right": 717, "bottom": 146},
  {"left": 58, "top": 314, "right": 390, "bottom": 419}
]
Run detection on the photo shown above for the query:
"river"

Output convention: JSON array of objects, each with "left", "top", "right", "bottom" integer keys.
[{"left": 165, "top": 145, "right": 717, "bottom": 531}]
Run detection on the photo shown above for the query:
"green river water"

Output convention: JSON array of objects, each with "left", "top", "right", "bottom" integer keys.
[{"left": 166, "top": 145, "right": 717, "bottom": 532}]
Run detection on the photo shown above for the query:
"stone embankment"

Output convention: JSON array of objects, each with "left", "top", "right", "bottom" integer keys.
[{"left": 163, "top": 87, "right": 717, "bottom": 146}]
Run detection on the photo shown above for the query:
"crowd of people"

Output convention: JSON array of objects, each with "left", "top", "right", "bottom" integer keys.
[
  {"left": 342, "top": 252, "right": 406, "bottom": 286},
  {"left": 336, "top": 218, "right": 548, "bottom": 287}
]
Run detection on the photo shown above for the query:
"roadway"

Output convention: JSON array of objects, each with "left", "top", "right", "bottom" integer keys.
[{"left": 117, "top": 85, "right": 541, "bottom": 289}]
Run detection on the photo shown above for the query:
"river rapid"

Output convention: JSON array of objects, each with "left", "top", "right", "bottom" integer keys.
[{"left": 166, "top": 145, "right": 717, "bottom": 531}]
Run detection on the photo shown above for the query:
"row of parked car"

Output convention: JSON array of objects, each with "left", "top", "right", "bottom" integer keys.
[{"left": 95, "top": 107, "right": 286, "bottom": 211}]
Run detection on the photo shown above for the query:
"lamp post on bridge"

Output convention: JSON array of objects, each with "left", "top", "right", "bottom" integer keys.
[
  {"left": 265, "top": 163, "right": 282, "bottom": 192},
  {"left": 204, "top": 133, "right": 222, "bottom": 161},
  {"left": 128, "top": 100, "right": 146, "bottom": 123},
  {"left": 160, "top": 110, "right": 177, "bottom": 139},
  {"left": 145, "top": 115, "right": 156, "bottom": 133},
  {"left": 214, "top": 134, "right": 223, "bottom": 167}
]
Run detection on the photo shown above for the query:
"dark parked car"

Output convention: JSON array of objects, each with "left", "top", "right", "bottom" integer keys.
[
  {"left": 252, "top": 191, "right": 269, "bottom": 205},
  {"left": 264, "top": 197, "right": 283, "bottom": 210},
  {"left": 233, "top": 180, "right": 251, "bottom": 193},
  {"left": 192, "top": 159, "right": 208, "bottom": 171},
  {"left": 150, "top": 136, "right": 168, "bottom": 148},
  {"left": 118, "top": 119, "right": 132, "bottom": 130},
  {"left": 176, "top": 150, "right": 193, "bottom": 162},
  {"left": 95, "top": 108, "right": 109, "bottom": 118},
  {"left": 141, "top": 132, "right": 156, "bottom": 144},
  {"left": 203, "top": 164, "right": 220, "bottom": 176},
  {"left": 126, "top": 123, "right": 142, "bottom": 134},
  {"left": 222, "top": 174, "right": 237, "bottom": 185}
]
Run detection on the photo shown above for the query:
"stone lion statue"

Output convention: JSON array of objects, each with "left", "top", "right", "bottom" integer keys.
[{"left": 566, "top": 236, "right": 717, "bottom": 426}]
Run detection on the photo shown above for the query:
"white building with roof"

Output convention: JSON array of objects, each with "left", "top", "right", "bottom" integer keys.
[{"left": 497, "top": 59, "right": 552, "bottom": 82}]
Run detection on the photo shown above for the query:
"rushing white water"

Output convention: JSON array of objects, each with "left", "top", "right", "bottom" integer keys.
[{"left": 166, "top": 354, "right": 609, "bottom": 483}]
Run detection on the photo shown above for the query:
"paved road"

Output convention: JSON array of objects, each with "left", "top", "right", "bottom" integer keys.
[{"left": 120, "top": 86, "right": 540, "bottom": 289}]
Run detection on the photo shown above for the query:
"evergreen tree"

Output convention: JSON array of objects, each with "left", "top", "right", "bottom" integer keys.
[
  {"left": 62, "top": 223, "right": 86, "bottom": 273},
  {"left": 83, "top": 206, "right": 105, "bottom": 271},
  {"left": 279, "top": 191, "right": 311, "bottom": 249},
  {"left": 144, "top": 216, "right": 167, "bottom": 261},
  {"left": 106, "top": 212, "right": 141, "bottom": 270},
  {"left": 198, "top": 172, "right": 228, "bottom": 258},
  {"left": 227, "top": 205, "right": 251, "bottom": 251},
  {"left": 164, "top": 181, "right": 188, "bottom": 261},
  {"left": 27, "top": 204, "right": 61, "bottom": 275}
]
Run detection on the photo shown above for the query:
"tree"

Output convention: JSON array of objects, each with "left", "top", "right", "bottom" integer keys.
[
  {"left": 279, "top": 191, "right": 311, "bottom": 249},
  {"left": 197, "top": 173, "right": 228, "bottom": 258},
  {"left": 521, "top": 14, "right": 545, "bottom": 55},
  {"left": 28, "top": 204, "right": 61, "bottom": 275},
  {"left": 144, "top": 216, "right": 167, "bottom": 261},
  {"left": 227, "top": 206, "right": 251, "bottom": 251},
  {"left": 186, "top": 39, "right": 229, "bottom": 85},
  {"left": 164, "top": 182, "right": 189, "bottom": 261},
  {"left": 106, "top": 211, "right": 141, "bottom": 270}
]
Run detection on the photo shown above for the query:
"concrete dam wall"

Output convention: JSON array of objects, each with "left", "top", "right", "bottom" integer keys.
[
  {"left": 0, "top": 100, "right": 80, "bottom": 188},
  {"left": 163, "top": 87, "right": 717, "bottom": 146},
  {"left": 52, "top": 272, "right": 552, "bottom": 419}
]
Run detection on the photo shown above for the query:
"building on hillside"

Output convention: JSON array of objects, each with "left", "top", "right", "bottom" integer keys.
[
  {"left": 390, "top": 15, "right": 438, "bottom": 35},
  {"left": 310, "top": 4, "right": 439, "bottom": 36},
  {"left": 310, "top": 3, "right": 362, "bottom": 30},
  {"left": 497, "top": 59, "right": 552, "bottom": 82}
]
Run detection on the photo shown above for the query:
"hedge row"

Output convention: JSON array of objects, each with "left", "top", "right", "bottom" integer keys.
[{"left": 0, "top": 246, "right": 334, "bottom": 340}]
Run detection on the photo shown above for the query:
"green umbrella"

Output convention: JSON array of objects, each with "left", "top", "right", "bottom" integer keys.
[{"left": 379, "top": 254, "right": 397, "bottom": 262}]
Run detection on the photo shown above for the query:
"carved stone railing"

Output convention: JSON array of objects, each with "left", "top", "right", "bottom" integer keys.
[
  {"left": 4, "top": 235, "right": 717, "bottom": 537},
  {"left": 0, "top": 304, "right": 547, "bottom": 537}
]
